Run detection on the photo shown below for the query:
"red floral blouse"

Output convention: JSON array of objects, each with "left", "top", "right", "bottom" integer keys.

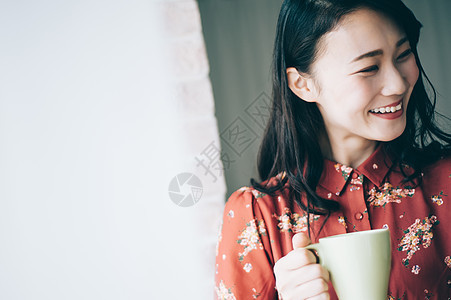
[{"left": 215, "top": 145, "right": 451, "bottom": 299}]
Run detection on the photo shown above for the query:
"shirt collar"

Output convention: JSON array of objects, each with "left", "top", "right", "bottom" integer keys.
[{"left": 318, "top": 143, "right": 394, "bottom": 195}]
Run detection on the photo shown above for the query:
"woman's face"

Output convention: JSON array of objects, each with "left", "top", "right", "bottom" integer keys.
[{"left": 309, "top": 8, "right": 419, "bottom": 146}]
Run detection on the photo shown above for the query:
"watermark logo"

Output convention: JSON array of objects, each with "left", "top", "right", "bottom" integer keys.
[
  {"left": 168, "top": 92, "right": 271, "bottom": 206},
  {"left": 168, "top": 172, "right": 203, "bottom": 207},
  {"left": 194, "top": 92, "right": 271, "bottom": 183},
  {"left": 220, "top": 117, "right": 258, "bottom": 156}
]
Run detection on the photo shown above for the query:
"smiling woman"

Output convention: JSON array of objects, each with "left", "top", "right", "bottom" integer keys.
[
  {"left": 286, "top": 8, "right": 420, "bottom": 166},
  {"left": 214, "top": 0, "right": 451, "bottom": 299}
]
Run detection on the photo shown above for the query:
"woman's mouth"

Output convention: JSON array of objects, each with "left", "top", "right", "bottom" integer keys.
[
  {"left": 369, "top": 100, "right": 404, "bottom": 120},
  {"left": 369, "top": 101, "right": 402, "bottom": 114}
]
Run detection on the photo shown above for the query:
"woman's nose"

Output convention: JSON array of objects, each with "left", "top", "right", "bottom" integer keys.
[{"left": 380, "top": 65, "right": 409, "bottom": 97}]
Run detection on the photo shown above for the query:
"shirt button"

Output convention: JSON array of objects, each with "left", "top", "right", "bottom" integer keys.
[
  {"left": 355, "top": 212, "right": 364, "bottom": 220},
  {"left": 352, "top": 173, "right": 358, "bottom": 179}
]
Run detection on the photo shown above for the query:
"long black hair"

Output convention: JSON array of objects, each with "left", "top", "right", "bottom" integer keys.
[{"left": 251, "top": 0, "right": 451, "bottom": 219}]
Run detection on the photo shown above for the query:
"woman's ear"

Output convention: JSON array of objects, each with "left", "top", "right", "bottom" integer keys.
[{"left": 286, "top": 67, "right": 318, "bottom": 102}]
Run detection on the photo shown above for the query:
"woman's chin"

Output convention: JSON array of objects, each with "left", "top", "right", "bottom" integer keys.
[
  {"left": 371, "top": 121, "right": 407, "bottom": 142},
  {"left": 373, "top": 129, "right": 405, "bottom": 142}
]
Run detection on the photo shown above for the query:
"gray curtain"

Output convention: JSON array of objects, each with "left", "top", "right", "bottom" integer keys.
[{"left": 198, "top": 0, "right": 451, "bottom": 195}]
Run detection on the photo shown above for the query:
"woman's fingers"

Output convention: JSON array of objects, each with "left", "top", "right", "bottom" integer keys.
[
  {"left": 274, "top": 248, "right": 318, "bottom": 271},
  {"left": 274, "top": 233, "right": 330, "bottom": 300},
  {"left": 275, "top": 263, "right": 330, "bottom": 296},
  {"left": 292, "top": 263, "right": 330, "bottom": 284},
  {"left": 295, "top": 277, "right": 329, "bottom": 298},
  {"left": 282, "top": 277, "right": 329, "bottom": 300},
  {"left": 305, "top": 291, "right": 331, "bottom": 300},
  {"left": 292, "top": 232, "right": 311, "bottom": 249}
]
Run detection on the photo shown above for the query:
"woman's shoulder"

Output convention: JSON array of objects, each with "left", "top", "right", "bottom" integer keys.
[
  {"left": 420, "top": 154, "right": 451, "bottom": 190},
  {"left": 224, "top": 172, "right": 292, "bottom": 218},
  {"left": 422, "top": 154, "right": 451, "bottom": 174},
  {"left": 222, "top": 172, "right": 324, "bottom": 246}
]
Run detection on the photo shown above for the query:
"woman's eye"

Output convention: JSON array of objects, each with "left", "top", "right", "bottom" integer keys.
[
  {"left": 359, "top": 65, "right": 379, "bottom": 74},
  {"left": 397, "top": 48, "right": 412, "bottom": 60}
]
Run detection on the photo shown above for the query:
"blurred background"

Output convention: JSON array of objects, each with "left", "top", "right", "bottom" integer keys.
[{"left": 0, "top": 0, "right": 449, "bottom": 299}]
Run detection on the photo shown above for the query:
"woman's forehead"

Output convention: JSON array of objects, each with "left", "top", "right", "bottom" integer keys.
[{"left": 316, "top": 8, "right": 406, "bottom": 63}]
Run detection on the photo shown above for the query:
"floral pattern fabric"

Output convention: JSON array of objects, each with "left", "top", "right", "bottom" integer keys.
[
  {"left": 237, "top": 219, "right": 266, "bottom": 262},
  {"left": 367, "top": 182, "right": 415, "bottom": 207},
  {"left": 275, "top": 207, "right": 320, "bottom": 233},
  {"left": 397, "top": 215, "right": 438, "bottom": 267},
  {"left": 215, "top": 145, "right": 450, "bottom": 299}
]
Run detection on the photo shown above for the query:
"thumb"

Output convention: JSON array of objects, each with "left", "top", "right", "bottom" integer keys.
[{"left": 292, "top": 232, "right": 311, "bottom": 249}]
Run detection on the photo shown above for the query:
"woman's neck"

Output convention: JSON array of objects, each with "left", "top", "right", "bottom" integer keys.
[{"left": 320, "top": 133, "right": 378, "bottom": 168}]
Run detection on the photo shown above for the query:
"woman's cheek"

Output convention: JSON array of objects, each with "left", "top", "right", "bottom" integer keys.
[{"left": 404, "top": 58, "right": 420, "bottom": 87}]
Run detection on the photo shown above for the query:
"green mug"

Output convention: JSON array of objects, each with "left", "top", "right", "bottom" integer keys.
[{"left": 305, "top": 229, "right": 391, "bottom": 300}]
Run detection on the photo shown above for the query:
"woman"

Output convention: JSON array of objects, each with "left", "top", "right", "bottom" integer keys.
[{"left": 215, "top": 0, "right": 450, "bottom": 299}]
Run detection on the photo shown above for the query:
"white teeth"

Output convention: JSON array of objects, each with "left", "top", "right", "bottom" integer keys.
[{"left": 370, "top": 103, "right": 402, "bottom": 114}]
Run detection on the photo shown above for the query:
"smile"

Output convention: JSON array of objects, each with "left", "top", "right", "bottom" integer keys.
[{"left": 369, "top": 101, "right": 402, "bottom": 114}]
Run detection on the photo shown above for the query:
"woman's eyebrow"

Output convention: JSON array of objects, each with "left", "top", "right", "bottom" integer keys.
[
  {"left": 349, "top": 36, "right": 409, "bottom": 63},
  {"left": 396, "top": 36, "right": 409, "bottom": 47}
]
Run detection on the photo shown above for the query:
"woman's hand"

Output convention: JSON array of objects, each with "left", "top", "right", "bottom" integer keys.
[{"left": 273, "top": 233, "right": 330, "bottom": 300}]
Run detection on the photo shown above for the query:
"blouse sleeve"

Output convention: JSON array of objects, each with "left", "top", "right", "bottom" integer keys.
[{"left": 215, "top": 187, "right": 278, "bottom": 299}]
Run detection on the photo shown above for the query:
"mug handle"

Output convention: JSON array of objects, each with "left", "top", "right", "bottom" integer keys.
[{"left": 305, "top": 243, "right": 324, "bottom": 266}]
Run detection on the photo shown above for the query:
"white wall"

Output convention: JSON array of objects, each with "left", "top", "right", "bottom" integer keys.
[{"left": 0, "top": 1, "right": 224, "bottom": 299}]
